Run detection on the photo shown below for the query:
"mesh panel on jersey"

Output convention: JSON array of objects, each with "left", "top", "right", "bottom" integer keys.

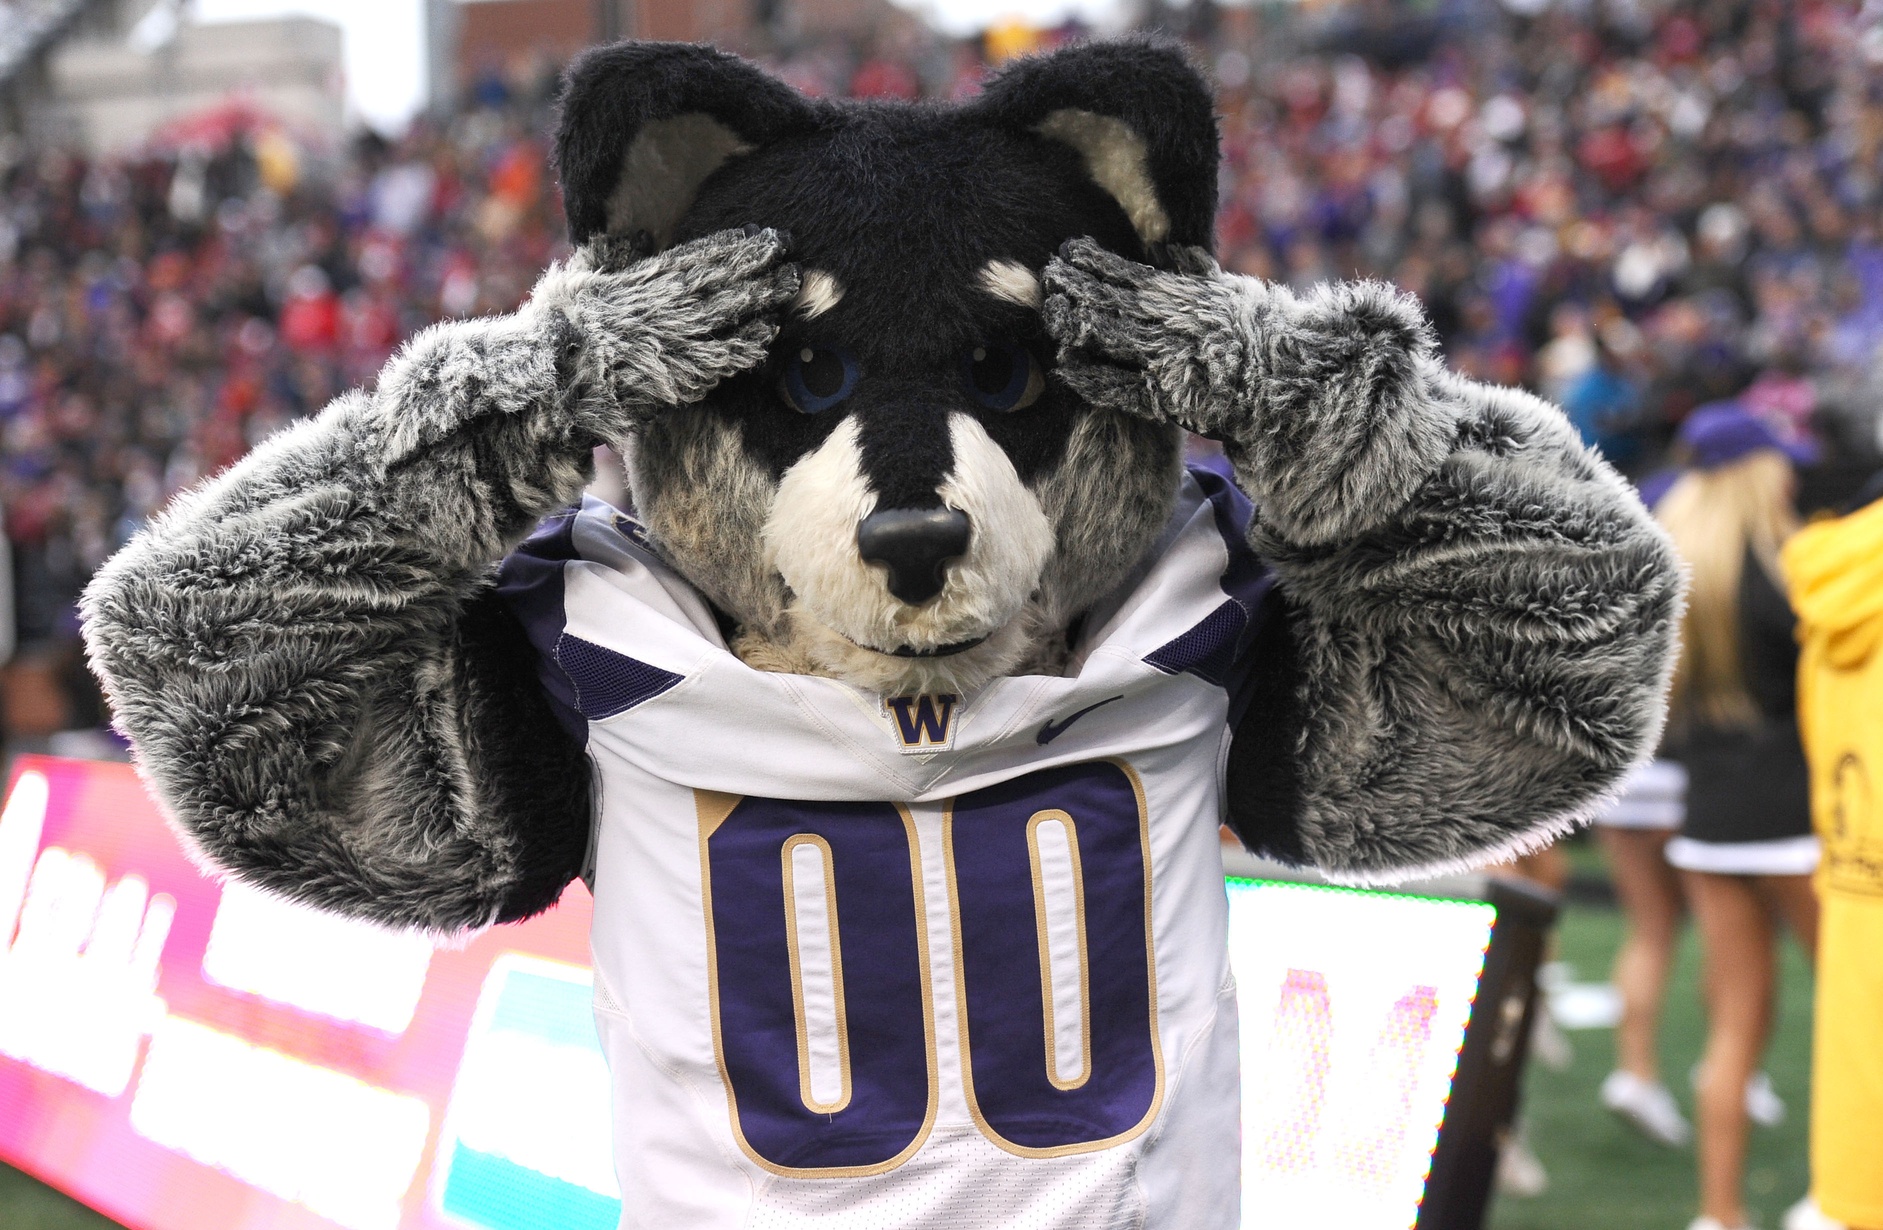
[
  {"left": 554, "top": 633, "right": 683, "bottom": 720},
  {"left": 591, "top": 971, "right": 626, "bottom": 1017},
  {"left": 747, "top": 1123, "right": 1142, "bottom": 1230},
  {"left": 1144, "top": 599, "right": 1246, "bottom": 687}
]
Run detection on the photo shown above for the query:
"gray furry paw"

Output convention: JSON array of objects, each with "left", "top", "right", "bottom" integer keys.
[
  {"left": 1047, "top": 237, "right": 1470, "bottom": 550},
  {"left": 1042, "top": 237, "right": 1261, "bottom": 440},
  {"left": 539, "top": 226, "right": 800, "bottom": 434},
  {"left": 583, "top": 229, "right": 660, "bottom": 271}
]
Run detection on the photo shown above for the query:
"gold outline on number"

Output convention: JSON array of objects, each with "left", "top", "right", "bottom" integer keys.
[
  {"left": 1026, "top": 810, "right": 1092, "bottom": 1091},
  {"left": 696, "top": 791, "right": 938, "bottom": 1178},
  {"left": 942, "top": 758, "right": 1165, "bottom": 1158},
  {"left": 781, "top": 833, "right": 853, "bottom": 1114}
]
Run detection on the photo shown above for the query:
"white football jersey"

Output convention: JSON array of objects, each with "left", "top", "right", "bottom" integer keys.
[{"left": 497, "top": 469, "right": 1277, "bottom": 1229}]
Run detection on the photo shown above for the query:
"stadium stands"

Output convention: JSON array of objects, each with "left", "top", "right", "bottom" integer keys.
[{"left": 1, "top": 0, "right": 1879, "bottom": 737}]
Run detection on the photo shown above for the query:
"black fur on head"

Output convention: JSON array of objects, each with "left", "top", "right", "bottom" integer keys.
[
  {"left": 967, "top": 40, "right": 1221, "bottom": 250},
  {"left": 554, "top": 39, "right": 1220, "bottom": 256},
  {"left": 554, "top": 40, "right": 1217, "bottom": 696},
  {"left": 555, "top": 43, "right": 821, "bottom": 249}
]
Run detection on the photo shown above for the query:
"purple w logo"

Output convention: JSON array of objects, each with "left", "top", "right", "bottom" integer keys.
[{"left": 884, "top": 694, "right": 959, "bottom": 748}]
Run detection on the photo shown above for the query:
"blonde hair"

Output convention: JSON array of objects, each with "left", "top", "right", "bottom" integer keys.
[{"left": 1655, "top": 448, "right": 1799, "bottom": 728}]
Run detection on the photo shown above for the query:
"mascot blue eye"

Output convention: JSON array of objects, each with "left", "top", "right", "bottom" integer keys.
[
  {"left": 780, "top": 346, "right": 858, "bottom": 414},
  {"left": 961, "top": 342, "right": 1045, "bottom": 412}
]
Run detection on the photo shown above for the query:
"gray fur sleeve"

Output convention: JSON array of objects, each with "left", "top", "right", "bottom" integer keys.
[
  {"left": 80, "top": 230, "right": 799, "bottom": 932},
  {"left": 1044, "top": 239, "right": 1683, "bottom": 878}
]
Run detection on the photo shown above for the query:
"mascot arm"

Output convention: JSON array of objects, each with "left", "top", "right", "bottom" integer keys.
[
  {"left": 1045, "top": 238, "right": 1682, "bottom": 879},
  {"left": 79, "top": 229, "right": 799, "bottom": 933}
]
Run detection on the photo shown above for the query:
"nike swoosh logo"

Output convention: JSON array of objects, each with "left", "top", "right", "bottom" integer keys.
[{"left": 1037, "top": 695, "right": 1125, "bottom": 745}]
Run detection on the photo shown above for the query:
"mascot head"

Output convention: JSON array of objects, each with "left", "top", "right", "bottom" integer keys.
[{"left": 555, "top": 40, "right": 1219, "bottom": 695}]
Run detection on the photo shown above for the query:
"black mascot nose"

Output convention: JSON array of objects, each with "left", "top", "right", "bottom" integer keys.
[{"left": 856, "top": 508, "right": 972, "bottom": 606}]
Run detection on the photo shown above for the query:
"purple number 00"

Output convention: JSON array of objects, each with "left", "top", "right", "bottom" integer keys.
[{"left": 699, "top": 761, "right": 1162, "bottom": 1175}]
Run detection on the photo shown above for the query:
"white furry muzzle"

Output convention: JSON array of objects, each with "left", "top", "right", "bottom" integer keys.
[{"left": 762, "top": 414, "right": 1055, "bottom": 694}]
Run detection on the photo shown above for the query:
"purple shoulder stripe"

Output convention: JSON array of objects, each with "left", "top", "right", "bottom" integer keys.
[
  {"left": 496, "top": 505, "right": 688, "bottom": 736},
  {"left": 495, "top": 508, "right": 588, "bottom": 743},
  {"left": 1145, "top": 468, "right": 1282, "bottom": 722}
]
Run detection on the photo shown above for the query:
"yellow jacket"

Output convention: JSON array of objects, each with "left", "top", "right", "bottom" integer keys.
[
  {"left": 1782, "top": 496, "right": 1883, "bottom": 897},
  {"left": 1781, "top": 493, "right": 1883, "bottom": 1228}
]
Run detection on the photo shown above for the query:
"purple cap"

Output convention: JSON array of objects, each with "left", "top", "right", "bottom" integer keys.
[
  {"left": 1636, "top": 467, "right": 1679, "bottom": 510},
  {"left": 1677, "top": 401, "right": 1818, "bottom": 470}
]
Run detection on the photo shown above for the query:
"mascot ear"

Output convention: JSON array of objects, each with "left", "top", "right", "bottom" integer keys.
[
  {"left": 972, "top": 39, "right": 1219, "bottom": 250},
  {"left": 555, "top": 42, "right": 817, "bottom": 249}
]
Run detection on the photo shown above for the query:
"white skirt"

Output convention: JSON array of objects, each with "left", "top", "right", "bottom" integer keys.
[
  {"left": 1594, "top": 759, "right": 1687, "bottom": 831},
  {"left": 1665, "top": 834, "right": 1821, "bottom": 876}
]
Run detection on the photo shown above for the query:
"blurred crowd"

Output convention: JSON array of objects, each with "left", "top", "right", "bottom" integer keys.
[
  {"left": 4, "top": 0, "right": 1883, "bottom": 734},
  {"left": 0, "top": 94, "right": 565, "bottom": 728},
  {"left": 1211, "top": 0, "right": 1883, "bottom": 474}
]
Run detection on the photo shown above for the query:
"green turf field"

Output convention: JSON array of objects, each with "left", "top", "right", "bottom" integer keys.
[
  {"left": 0, "top": 901, "right": 1816, "bottom": 1230},
  {"left": 0, "top": 1160, "right": 111, "bottom": 1230},
  {"left": 1490, "top": 903, "right": 1816, "bottom": 1230}
]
